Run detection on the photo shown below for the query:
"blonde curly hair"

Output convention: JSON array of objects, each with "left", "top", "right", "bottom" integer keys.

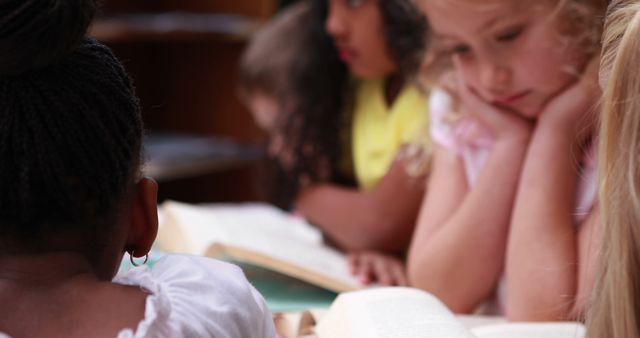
[{"left": 418, "top": 0, "right": 608, "bottom": 89}]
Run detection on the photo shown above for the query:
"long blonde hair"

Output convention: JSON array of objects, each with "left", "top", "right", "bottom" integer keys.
[{"left": 587, "top": 1, "right": 640, "bottom": 337}]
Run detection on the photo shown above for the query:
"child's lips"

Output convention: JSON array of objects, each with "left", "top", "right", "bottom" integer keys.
[
  {"left": 492, "top": 91, "right": 530, "bottom": 106},
  {"left": 337, "top": 46, "right": 356, "bottom": 63}
]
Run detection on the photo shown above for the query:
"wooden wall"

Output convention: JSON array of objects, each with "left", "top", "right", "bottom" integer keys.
[{"left": 92, "top": 0, "right": 278, "bottom": 202}]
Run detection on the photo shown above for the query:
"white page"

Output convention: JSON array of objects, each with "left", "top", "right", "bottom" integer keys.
[
  {"left": 202, "top": 203, "right": 324, "bottom": 245},
  {"left": 158, "top": 201, "right": 362, "bottom": 289},
  {"left": 341, "top": 288, "right": 476, "bottom": 338},
  {"left": 456, "top": 315, "right": 506, "bottom": 329},
  {"left": 471, "top": 322, "right": 585, "bottom": 338}
]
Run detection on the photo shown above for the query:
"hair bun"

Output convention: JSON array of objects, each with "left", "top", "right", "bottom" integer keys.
[{"left": 0, "top": 0, "right": 97, "bottom": 76}]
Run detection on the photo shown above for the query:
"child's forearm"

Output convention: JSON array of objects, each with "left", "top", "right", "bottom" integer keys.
[
  {"left": 506, "top": 126, "right": 581, "bottom": 321},
  {"left": 408, "top": 139, "right": 529, "bottom": 313},
  {"left": 295, "top": 161, "right": 424, "bottom": 253},
  {"left": 296, "top": 184, "right": 389, "bottom": 250}
]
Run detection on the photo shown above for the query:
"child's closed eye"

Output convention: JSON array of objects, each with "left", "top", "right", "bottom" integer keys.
[
  {"left": 449, "top": 45, "right": 471, "bottom": 54},
  {"left": 496, "top": 26, "right": 524, "bottom": 43},
  {"left": 449, "top": 44, "right": 472, "bottom": 56},
  {"left": 346, "top": 0, "right": 365, "bottom": 8}
]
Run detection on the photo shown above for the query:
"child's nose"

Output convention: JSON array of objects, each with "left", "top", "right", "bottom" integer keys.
[
  {"left": 325, "top": 5, "right": 348, "bottom": 39},
  {"left": 480, "top": 62, "right": 511, "bottom": 96}
]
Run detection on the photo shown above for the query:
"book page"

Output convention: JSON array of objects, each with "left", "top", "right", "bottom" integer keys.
[
  {"left": 317, "top": 288, "right": 475, "bottom": 338},
  {"left": 158, "top": 201, "right": 362, "bottom": 292},
  {"left": 471, "top": 322, "right": 585, "bottom": 338},
  {"left": 456, "top": 315, "right": 506, "bottom": 329}
]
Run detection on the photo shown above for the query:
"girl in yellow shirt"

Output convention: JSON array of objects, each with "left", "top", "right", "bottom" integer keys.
[{"left": 241, "top": 0, "right": 430, "bottom": 285}]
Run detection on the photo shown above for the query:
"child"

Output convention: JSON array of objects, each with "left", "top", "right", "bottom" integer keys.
[
  {"left": 240, "top": 0, "right": 430, "bottom": 258},
  {"left": 407, "top": 0, "right": 607, "bottom": 320},
  {"left": 587, "top": 1, "right": 640, "bottom": 336},
  {"left": 239, "top": 0, "right": 343, "bottom": 176},
  {"left": 0, "top": 1, "right": 275, "bottom": 337}
]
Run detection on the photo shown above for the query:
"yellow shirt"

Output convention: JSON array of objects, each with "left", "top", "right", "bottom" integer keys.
[{"left": 352, "top": 78, "right": 429, "bottom": 191}]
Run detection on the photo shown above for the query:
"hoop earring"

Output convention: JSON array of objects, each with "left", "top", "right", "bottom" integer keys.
[{"left": 130, "top": 250, "right": 149, "bottom": 267}]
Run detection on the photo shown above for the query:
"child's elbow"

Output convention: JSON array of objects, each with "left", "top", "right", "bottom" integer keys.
[
  {"left": 407, "top": 245, "right": 434, "bottom": 292},
  {"left": 407, "top": 257, "right": 476, "bottom": 314}
]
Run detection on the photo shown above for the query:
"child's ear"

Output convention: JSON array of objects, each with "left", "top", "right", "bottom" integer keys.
[{"left": 127, "top": 177, "right": 159, "bottom": 258}]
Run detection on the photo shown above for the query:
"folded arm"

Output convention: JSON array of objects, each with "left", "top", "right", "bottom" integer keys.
[{"left": 408, "top": 138, "right": 529, "bottom": 313}]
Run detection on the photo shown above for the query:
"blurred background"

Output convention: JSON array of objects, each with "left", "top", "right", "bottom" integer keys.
[{"left": 90, "top": 0, "right": 298, "bottom": 204}]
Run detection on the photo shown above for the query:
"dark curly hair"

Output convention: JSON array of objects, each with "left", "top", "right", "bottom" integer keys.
[
  {"left": 267, "top": 0, "right": 349, "bottom": 206},
  {"left": 267, "top": 0, "right": 428, "bottom": 206},
  {"left": 0, "top": 0, "right": 143, "bottom": 252},
  {"left": 380, "top": 0, "right": 429, "bottom": 78}
]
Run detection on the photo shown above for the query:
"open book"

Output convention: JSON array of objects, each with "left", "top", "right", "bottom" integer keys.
[
  {"left": 315, "top": 288, "right": 585, "bottom": 338},
  {"left": 156, "top": 201, "right": 363, "bottom": 293}
]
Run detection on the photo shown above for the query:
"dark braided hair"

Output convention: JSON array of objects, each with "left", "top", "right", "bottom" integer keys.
[
  {"left": 0, "top": 0, "right": 97, "bottom": 75},
  {"left": 0, "top": 0, "right": 143, "bottom": 251},
  {"left": 270, "top": 0, "right": 428, "bottom": 206}
]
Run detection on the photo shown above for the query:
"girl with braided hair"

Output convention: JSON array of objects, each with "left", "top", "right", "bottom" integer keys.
[
  {"left": 0, "top": 1, "right": 275, "bottom": 337},
  {"left": 240, "top": 0, "right": 429, "bottom": 286}
]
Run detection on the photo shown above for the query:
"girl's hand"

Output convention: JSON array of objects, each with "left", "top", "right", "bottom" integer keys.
[
  {"left": 348, "top": 251, "right": 408, "bottom": 286},
  {"left": 536, "top": 58, "right": 600, "bottom": 144},
  {"left": 451, "top": 72, "right": 533, "bottom": 143}
]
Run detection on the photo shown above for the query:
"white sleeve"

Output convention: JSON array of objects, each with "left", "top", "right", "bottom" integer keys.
[
  {"left": 115, "top": 254, "right": 276, "bottom": 338},
  {"left": 429, "top": 89, "right": 460, "bottom": 151}
]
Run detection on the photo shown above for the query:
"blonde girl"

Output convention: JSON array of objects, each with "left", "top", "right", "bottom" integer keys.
[
  {"left": 408, "top": 0, "right": 607, "bottom": 320},
  {"left": 587, "top": 1, "right": 640, "bottom": 336}
]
